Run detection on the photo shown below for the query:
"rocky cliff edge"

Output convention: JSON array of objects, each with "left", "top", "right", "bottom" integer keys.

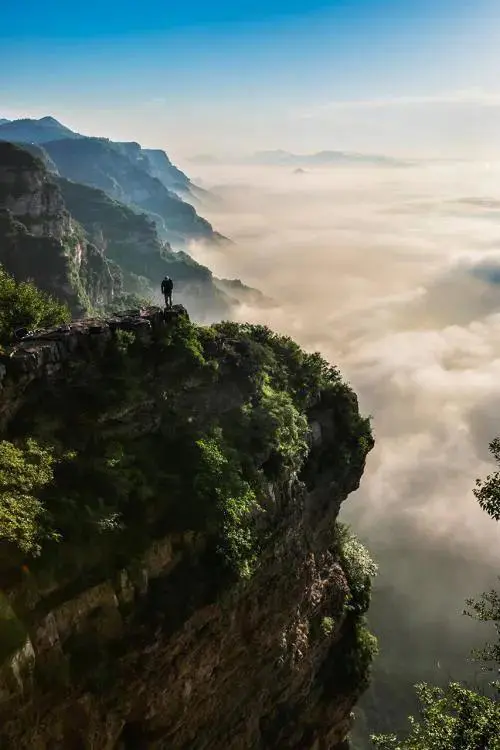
[{"left": 0, "top": 306, "right": 376, "bottom": 749}]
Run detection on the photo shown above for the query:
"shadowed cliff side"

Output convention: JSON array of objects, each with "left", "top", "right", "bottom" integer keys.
[
  {"left": 0, "top": 142, "right": 117, "bottom": 315},
  {"left": 0, "top": 305, "right": 376, "bottom": 749}
]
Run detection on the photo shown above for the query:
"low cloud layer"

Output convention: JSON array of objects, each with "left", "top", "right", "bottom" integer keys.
[{"left": 188, "top": 161, "right": 500, "bottom": 636}]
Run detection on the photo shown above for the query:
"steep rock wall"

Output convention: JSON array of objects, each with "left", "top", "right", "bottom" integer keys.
[
  {"left": 0, "top": 307, "right": 375, "bottom": 749},
  {"left": 0, "top": 142, "right": 117, "bottom": 314}
]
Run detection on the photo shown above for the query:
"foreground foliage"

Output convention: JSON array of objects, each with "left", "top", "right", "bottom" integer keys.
[
  {"left": 0, "top": 308, "right": 373, "bottom": 585},
  {"left": 335, "top": 522, "right": 378, "bottom": 616},
  {"left": 0, "top": 439, "right": 58, "bottom": 556},
  {"left": 372, "top": 682, "right": 500, "bottom": 750},
  {"left": 0, "top": 264, "right": 70, "bottom": 346}
]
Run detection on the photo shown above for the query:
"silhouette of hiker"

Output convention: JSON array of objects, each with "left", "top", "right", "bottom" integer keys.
[{"left": 161, "top": 276, "right": 173, "bottom": 309}]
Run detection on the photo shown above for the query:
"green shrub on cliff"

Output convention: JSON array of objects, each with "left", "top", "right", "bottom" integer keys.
[
  {"left": 0, "top": 264, "right": 70, "bottom": 346},
  {"left": 0, "top": 438, "right": 58, "bottom": 556},
  {"left": 195, "top": 430, "right": 262, "bottom": 578},
  {"left": 211, "top": 321, "right": 342, "bottom": 408},
  {"left": 316, "top": 525, "right": 379, "bottom": 700},
  {"left": 334, "top": 523, "right": 378, "bottom": 616},
  {"left": 321, "top": 612, "right": 379, "bottom": 698},
  {"left": 321, "top": 616, "right": 336, "bottom": 636},
  {"left": 258, "top": 380, "right": 309, "bottom": 472}
]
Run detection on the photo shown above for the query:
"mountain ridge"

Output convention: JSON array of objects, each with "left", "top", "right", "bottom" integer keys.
[
  {"left": 0, "top": 117, "right": 226, "bottom": 248},
  {"left": 42, "top": 136, "right": 223, "bottom": 248},
  {"left": 0, "top": 116, "right": 81, "bottom": 144}
]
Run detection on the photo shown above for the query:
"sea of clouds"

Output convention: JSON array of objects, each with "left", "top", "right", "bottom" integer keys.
[{"left": 187, "top": 160, "right": 500, "bottom": 660}]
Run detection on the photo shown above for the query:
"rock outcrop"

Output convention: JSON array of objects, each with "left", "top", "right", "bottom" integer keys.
[
  {"left": 0, "top": 143, "right": 68, "bottom": 239},
  {"left": 0, "top": 306, "right": 375, "bottom": 749}
]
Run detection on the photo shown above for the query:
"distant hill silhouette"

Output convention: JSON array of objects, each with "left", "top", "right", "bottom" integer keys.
[
  {"left": 0, "top": 115, "right": 81, "bottom": 143},
  {"left": 251, "top": 149, "right": 408, "bottom": 167},
  {"left": 187, "top": 149, "right": 409, "bottom": 167}
]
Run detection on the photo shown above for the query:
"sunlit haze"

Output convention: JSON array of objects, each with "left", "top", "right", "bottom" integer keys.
[{"left": 187, "top": 161, "right": 500, "bottom": 622}]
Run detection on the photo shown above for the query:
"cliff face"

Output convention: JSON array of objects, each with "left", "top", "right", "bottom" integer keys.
[
  {"left": 0, "top": 142, "right": 117, "bottom": 315},
  {"left": 9, "top": 142, "right": 60, "bottom": 176},
  {"left": 0, "top": 142, "right": 68, "bottom": 239},
  {"left": 111, "top": 142, "right": 192, "bottom": 198},
  {"left": 142, "top": 147, "right": 193, "bottom": 196},
  {"left": 0, "top": 308, "right": 375, "bottom": 749}
]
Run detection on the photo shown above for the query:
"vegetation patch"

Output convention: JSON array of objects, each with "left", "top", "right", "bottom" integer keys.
[
  {"left": 319, "top": 613, "right": 379, "bottom": 699},
  {"left": 372, "top": 682, "right": 500, "bottom": 750},
  {"left": 321, "top": 616, "right": 336, "bottom": 637},
  {"left": 0, "top": 438, "right": 60, "bottom": 557},
  {"left": 0, "top": 264, "right": 70, "bottom": 347},
  {"left": 333, "top": 522, "right": 378, "bottom": 616},
  {"left": 0, "top": 286, "right": 374, "bottom": 589}
]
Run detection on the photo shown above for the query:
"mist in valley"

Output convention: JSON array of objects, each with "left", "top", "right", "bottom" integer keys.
[{"left": 186, "top": 159, "right": 500, "bottom": 738}]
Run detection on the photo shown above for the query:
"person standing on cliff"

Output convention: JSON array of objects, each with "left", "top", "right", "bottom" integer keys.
[{"left": 161, "top": 276, "right": 173, "bottom": 309}]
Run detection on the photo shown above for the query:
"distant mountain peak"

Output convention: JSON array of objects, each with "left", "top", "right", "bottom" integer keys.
[
  {"left": 38, "top": 116, "right": 64, "bottom": 126},
  {"left": 0, "top": 115, "right": 80, "bottom": 143}
]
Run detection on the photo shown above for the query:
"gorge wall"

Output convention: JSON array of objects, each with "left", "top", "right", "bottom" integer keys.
[
  {"left": 0, "top": 306, "right": 375, "bottom": 749},
  {"left": 0, "top": 142, "right": 117, "bottom": 315}
]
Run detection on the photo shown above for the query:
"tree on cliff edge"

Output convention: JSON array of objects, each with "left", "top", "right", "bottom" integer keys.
[
  {"left": 0, "top": 264, "right": 70, "bottom": 347},
  {"left": 371, "top": 438, "right": 500, "bottom": 750}
]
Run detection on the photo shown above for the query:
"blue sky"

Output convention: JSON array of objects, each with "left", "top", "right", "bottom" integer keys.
[{"left": 1, "top": 0, "right": 500, "bottom": 158}]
